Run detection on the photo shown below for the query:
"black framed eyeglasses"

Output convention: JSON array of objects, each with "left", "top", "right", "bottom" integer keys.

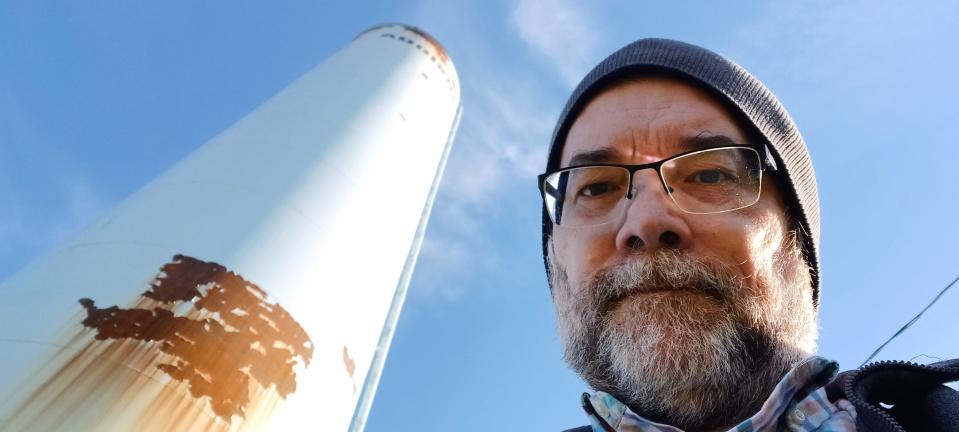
[{"left": 538, "top": 144, "right": 777, "bottom": 228}]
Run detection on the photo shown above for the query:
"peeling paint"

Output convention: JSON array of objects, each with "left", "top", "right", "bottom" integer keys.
[
  {"left": 2, "top": 254, "right": 312, "bottom": 430},
  {"left": 342, "top": 346, "right": 356, "bottom": 395}
]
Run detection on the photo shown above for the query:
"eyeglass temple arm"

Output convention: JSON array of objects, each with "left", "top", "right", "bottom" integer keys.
[{"left": 763, "top": 145, "right": 779, "bottom": 171}]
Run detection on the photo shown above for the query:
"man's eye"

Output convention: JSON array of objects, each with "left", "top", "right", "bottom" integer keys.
[
  {"left": 693, "top": 170, "right": 728, "bottom": 184},
  {"left": 580, "top": 182, "right": 615, "bottom": 197}
]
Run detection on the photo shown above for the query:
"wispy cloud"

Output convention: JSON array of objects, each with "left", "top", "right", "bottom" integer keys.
[
  {"left": 410, "top": 80, "right": 552, "bottom": 301},
  {"left": 0, "top": 164, "right": 110, "bottom": 280},
  {"left": 409, "top": 235, "right": 478, "bottom": 302},
  {"left": 405, "top": 0, "right": 608, "bottom": 303},
  {"left": 727, "top": 0, "right": 957, "bottom": 89},
  {"left": 722, "top": 0, "right": 959, "bottom": 167},
  {"left": 444, "top": 84, "right": 552, "bottom": 205},
  {"left": 510, "top": 0, "right": 599, "bottom": 88},
  {"left": 48, "top": 179, "right": 111, "bottom": 244},
  {"left": 0, "top": 89, "right": 112, "bottom": 279}
]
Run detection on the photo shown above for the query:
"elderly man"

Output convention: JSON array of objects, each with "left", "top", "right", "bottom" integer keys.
[{"left": 539, "top": 39, "right": 959, "bottom": 432}]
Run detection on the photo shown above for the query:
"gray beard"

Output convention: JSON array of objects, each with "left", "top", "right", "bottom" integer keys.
[{"left": 551, "top": 243, "right": 816, "bottom": 431}]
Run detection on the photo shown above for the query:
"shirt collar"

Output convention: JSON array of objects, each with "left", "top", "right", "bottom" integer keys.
[{"left": 582, "top": 356, "right": 848, "bottom": 432}]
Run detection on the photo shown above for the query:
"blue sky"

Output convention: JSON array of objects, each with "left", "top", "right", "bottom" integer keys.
[{"left": 2, "top": 1, "right": 958, "bottom": 430}]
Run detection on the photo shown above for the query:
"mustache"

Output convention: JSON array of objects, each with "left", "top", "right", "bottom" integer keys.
[{"left": 587, "top": 250, "right": 741, "bottom": 316}]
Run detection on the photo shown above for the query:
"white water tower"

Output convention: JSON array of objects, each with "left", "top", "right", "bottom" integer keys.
[{"left": 0, "top": 23, "right": 460, "bottom": 431}]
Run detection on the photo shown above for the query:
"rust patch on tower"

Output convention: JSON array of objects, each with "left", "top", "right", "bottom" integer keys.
[
  {"left": 404, "top": 25, "right": 450, "bottom": 63},
  {"left": 342, "top": 346, "right": 356, "bottom": 395},
  {"left": 364, "top": 23, "right": 451, "bottom": 64},
  {"left": 4, "top": 254, "right": 313, "bottom": 430}
]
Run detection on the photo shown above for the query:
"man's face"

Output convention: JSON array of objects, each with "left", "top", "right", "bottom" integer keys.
[{"left": 549, "top": 76, "right": 818, "bottom": 430}]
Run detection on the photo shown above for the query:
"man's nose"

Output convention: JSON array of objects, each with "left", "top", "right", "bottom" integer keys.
[{"left": 614, "top": 171, "right": 692, "bottom": 253}]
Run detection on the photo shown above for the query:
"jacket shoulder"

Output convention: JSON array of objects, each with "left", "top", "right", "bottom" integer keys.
[{"left": 826, "top": 358, "right": 959, "bottom": 431}]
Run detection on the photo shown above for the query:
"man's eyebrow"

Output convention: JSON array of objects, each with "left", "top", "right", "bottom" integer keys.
[
  {"left": 679, "top": 133, "right": 740, "bottom": 151},
  {"left": 565, "top": 134, "right": 743, "bottom": 167},
  {"left": 566, "top": 148, "right": 619, "bottom": 166}
]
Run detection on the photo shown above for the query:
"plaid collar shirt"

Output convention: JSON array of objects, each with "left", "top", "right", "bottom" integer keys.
[{"left": 582, "top": 357, "right": 858, "bottom": 432}]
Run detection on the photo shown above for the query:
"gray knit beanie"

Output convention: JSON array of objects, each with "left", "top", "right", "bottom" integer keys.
[{"left": 542, "top": 38, "right": 821, "bottom": 305}]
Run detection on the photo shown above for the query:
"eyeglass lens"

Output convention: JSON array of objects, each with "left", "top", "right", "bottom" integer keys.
[{"left": 543, "top": 147, "right": 763, "bottom": 227}]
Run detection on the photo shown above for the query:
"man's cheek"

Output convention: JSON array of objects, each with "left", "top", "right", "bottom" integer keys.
[
  {"left": 738, "top": 219, "right": 787, "bottom": 283},
  {"left": 553, "top": 236, "right": 585, "bottom": 281},
  {"left": 580, "top": 234, "right": 618, "bottom": 275}
]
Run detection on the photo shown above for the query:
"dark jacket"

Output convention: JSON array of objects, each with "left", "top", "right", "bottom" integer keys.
[
  {"left": 564, "top": 358, "right": 959, "bottom": 432},
  {"left": 825, "top": 358, "right": 959, "bottom": 431}
]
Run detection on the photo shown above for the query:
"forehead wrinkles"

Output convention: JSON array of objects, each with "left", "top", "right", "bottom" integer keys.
[{"left": 622, "top": 120, "right": 702, "bottom": 162}]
